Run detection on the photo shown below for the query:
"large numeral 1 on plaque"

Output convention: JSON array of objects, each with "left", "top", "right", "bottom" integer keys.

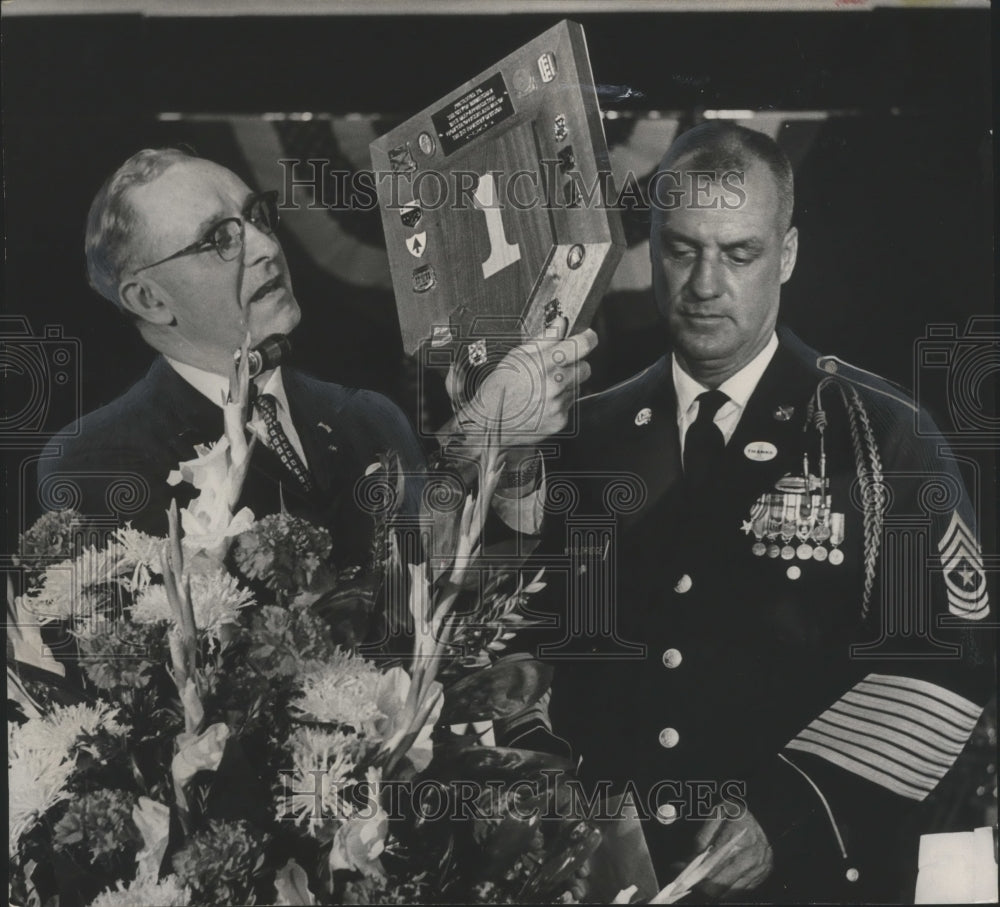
[{"left": 473, "top": 173, "right": 521, "bottom": 279}]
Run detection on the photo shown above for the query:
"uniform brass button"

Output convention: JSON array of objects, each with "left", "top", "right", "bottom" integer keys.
[
  {"left": 662, "top": 648, "right": 683, "bottom": 669},
  {"left": 658, "top": 727, "right": 680, "bottom": 748},
  {"left": 845, "top": 868, "right": 859, "bottom": 883},
  {"left": 673, "top": 574, "right": 693, "bottom": 594},
  {"left": 655, "top": 803, "right": 678, "bottom": 825}
]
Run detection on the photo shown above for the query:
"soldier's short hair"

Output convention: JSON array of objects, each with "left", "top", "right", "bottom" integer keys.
[
  {"left": 85, "top": 147, "right": 192, "bottom": 306},
  {"left": 660, "top": 121, "right": 794, "bottom": 232}
]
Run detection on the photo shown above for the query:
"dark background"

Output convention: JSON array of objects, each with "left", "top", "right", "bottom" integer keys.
[{"left": 2, "top": 9, "right": 995, "bottom": 547}]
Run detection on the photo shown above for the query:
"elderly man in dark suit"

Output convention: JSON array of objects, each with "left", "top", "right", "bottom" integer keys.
[
  {"left": 542, "top": 123, "right": 994, "bottom": 902},
  {"left": 39, "top": 149, "right": 594, "bottom": 567}
]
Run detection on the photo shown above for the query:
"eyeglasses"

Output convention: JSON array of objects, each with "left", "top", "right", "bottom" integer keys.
[{"left": 133, "top": 190, "right": 280, "bottom": 273}]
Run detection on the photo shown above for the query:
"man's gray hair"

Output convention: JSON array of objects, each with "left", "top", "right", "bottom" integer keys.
[
  {"left": 660, "top": 122, "right": 794, "bottom": 232},
  {"left": 85, "top": 147, "right": 192, "bottom": 305}
]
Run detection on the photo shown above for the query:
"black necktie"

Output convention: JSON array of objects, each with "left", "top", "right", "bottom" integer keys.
[
  {"left": 254, "top": 392, "right": 314, "bottom": 492},
  {"left": 683, "top": 389, "right": 729, "bottom": 489}
]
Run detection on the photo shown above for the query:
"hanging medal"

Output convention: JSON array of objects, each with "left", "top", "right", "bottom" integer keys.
[
  {"left": 746, "top": 496, "right": 769, "bottom": 557},
  {"left": 828, "top": 513, "right": 846, "bottom": 565}
]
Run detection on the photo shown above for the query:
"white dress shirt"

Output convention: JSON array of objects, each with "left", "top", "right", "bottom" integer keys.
[
  {"left": 672, "top": 332, "right": 779, "bottom": 460},
  {"left": 165, "top": 358, "right": 308, "bottom": 464}
]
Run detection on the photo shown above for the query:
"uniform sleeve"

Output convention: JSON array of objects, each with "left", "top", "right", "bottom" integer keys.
[{"left": 747, "top": 396, "right": 994, "bottom": 871}]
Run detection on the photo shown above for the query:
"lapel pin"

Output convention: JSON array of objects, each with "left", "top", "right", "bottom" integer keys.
[
  {"left": 773, "top": 405, "right": 795, "bottom": 422},
  {"left": 634, "top": 407, "right": 652, "bottom": 426}
]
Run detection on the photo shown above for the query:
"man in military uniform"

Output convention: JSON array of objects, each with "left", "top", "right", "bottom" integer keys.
[{"left": 542, "top": 123, "right": 994, "bottom": 901}]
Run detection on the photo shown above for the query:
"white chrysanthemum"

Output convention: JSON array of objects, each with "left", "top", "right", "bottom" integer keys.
[
  {"left": 14, "top": 702, "right": 123, "bottom": 759},
  {"left": 8, "top": 721, "right": 75, "bottom": 855},
  {"left": 279, "top": 727, "right": 362, "bottom": 828},
  {"left": 111, "top": 525, "right": 164, "bottom": 585},
  {"left": 87, "top": 873, "right": 190, "bottom": 907},
  {"left": 293, "top": 654, "right": 385, "bottom": 733},
  {"left": 24, "top": 546, "right": 123, "bottom": 621},
  {"left": 131, "top": 568, "right": 254, "bottom": 638}
]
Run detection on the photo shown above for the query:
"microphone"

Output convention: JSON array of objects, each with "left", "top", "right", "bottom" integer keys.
[{"left": 237, "top": 334, "right": 292, "bottom": 378}]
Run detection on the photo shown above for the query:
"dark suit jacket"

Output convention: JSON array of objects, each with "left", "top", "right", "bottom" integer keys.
[
  {"left": 37, "top": 357, "right": 425, "bottom": 568},
  {"left": 538, "top": 326, "right": 994, "bottom": 902}
]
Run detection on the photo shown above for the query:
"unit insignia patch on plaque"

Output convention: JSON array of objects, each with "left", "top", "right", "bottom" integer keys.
[
  {"left": 389, "top": 144, "right": 417, "bottom": 173},
  {"left": 537, "top": 51, "right": 557, "bottom": 82},
  {"left": 554, "top": 113, "right": 568, "bottom": 142},
  {"left": 400, "top": 201, "right": 422, "bottom": 229},
  {"left": 406, "top": 233, "right": 427, "bottom": 258},
  {"left": 412, "top": 264, "right": 436, "bottom": 293}
]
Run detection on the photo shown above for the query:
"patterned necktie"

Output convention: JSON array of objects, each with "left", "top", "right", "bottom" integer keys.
[
  {"left": 683, "top": 389, "right": 729, "bottom": 489},
  {"left": 253, "top": 392, "right": 313, "bottom": 492}
]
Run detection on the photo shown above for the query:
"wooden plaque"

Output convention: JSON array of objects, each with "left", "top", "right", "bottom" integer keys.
[{"left": 371, "top": 20, "right": 624, "bottom": 357}]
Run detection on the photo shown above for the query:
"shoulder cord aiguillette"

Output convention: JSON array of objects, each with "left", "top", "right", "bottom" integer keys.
[{"left": 806, "top": 378, "right": 886, "bottom": 620}]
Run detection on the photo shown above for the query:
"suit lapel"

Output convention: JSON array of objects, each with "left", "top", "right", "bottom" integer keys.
[
  {"left": 281, "top": 370, "right": 343, "bottom": 495},
  {"left": 638, "top": 363, "right": 683, "bottom": 515},
  {"left": 584, "top": 358, "right": 683, "bottom": 535},
  {"left": 150, "top": 358, "right": 226, "bottom": 460},
  {"left": 153, "top": 358, "right": 325, "bottom": 506}
]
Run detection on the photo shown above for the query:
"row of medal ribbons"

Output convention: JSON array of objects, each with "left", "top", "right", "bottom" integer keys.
[{"left": 745, "top": 486, "right": 847, "bottom": 565}]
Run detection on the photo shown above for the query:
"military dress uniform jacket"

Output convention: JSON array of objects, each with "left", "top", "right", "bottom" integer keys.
[
  {"left": 540, "top": 327, "right": 994, "bottom": 902},
  {"left": 37, "top": 357, "right": 426, "bottom": 567}
]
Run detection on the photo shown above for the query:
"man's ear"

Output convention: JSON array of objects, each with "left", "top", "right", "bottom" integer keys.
[
  {"left": 119, "top": 277, "right": 176, "bottom": 326},
  {"left": 779, "top": 226, "right": 798, "bottom": 284}
]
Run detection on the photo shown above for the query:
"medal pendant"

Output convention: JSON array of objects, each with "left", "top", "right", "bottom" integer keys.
[
  {"left": 829, "top": 548, "right": 845, "bottom": 566},
  {"left": 812, "top": 545, "right": 828, "bottom": 562},
  {"left": 781, "top": 545, "right": 796, "bottom": 560},
  {"left": 767, "top": 544, "right": 781, "bottom": 559},
  {"left": 752, "top": 542, "right": 767, "bottom": 557},
  {"left": 796, "top": 543, "right": 813, "bottom": 560},
  {"left": 830, "top": 512, "right": 845, "bottom": 546}
]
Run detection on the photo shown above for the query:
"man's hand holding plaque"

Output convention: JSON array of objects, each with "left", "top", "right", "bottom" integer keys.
[{"left": 444, "top": 326, "right": 597, "bottom": 451}]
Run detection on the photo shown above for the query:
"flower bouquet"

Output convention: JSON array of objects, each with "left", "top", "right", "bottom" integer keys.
[{"left": 7, "top": 352, "right": 601, "bottom": 906}]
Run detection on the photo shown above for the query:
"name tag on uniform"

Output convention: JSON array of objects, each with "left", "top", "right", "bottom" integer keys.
[{"left": 744, "top": 441, "right": 777, "bottom": 462}]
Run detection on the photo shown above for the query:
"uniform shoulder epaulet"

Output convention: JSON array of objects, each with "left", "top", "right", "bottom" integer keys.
[{"left": 811, "top": 353, "right": 918, "bottom": 416}]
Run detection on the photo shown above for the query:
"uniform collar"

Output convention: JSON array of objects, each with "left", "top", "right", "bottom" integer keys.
[
  {"left": 165, "top": 357, "right": 291, "bottom": 416},
  {"left": 672, "top": 332, "right": 779, "bottom": 418}
]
